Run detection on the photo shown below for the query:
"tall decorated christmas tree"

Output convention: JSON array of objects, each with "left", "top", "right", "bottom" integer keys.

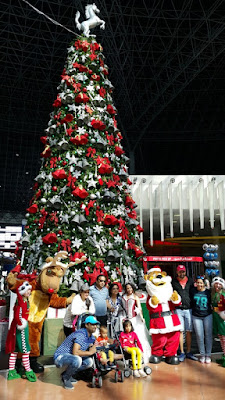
[{"left": 16, "top": 5, "right": 145, "bottom": 295}]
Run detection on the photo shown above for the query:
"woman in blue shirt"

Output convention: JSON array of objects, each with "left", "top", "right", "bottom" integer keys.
[{"left": 190, "top": 276, "right": 212, "bottom": 364}]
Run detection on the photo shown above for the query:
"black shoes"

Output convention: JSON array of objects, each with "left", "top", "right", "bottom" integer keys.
[
  {"left": 165, "top": 356, "right": 180, "bottom": 365},
  {"left": 149, "top": 355, "right": 163, "bottom": 364}
]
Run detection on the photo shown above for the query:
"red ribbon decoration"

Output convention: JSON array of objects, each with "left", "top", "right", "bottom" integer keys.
[
  {"left": 67, "top": 171, "right": 77, "bottom": 189},
  {"left": 86, "top": 147, "right": 96, "bottom": 158},
  {"left": 61, "top": 239, "right": 71, "bottom": 253},
  {"left": 49, "top": 212, "right": 59, "bottom": 226},
  {"left": 50, "top": 157, "right": 58, "bottom": 168},
  {"left": 96, "top": 208, "right": 104, "bottom": 222},
  {"left": 85, "top": 200, "right": 96, "bottom": 216}
]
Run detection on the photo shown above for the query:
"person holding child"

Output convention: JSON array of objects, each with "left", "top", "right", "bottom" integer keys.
[
  {"left": 5, "top": 281, "right": 37, "bottom": 382},
  {"left": 119, "top": 319, "right": 147, "bottom": 378}
]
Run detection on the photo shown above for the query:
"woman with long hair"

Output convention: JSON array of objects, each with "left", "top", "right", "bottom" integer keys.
[{"left": 120, "top": 282, "right": 151, "bottom": 363}]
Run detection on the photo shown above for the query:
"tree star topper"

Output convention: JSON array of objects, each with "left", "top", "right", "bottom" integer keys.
[{"left": 75, "top": 4, "right": 105, "bottom": 37}]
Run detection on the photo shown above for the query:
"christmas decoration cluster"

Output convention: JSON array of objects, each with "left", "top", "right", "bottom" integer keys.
[{"left": 16, "top": 36, "right": 145, "bottom": 295}]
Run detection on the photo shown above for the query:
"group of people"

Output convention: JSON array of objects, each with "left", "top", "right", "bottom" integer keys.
[
  {"left": 5, "top": 266, "right": 225, "bottom": 390},
  {"left": 59, "top": 274, "right": 151, "bottom": 388},
  {"left": 172, "top": 264, "right": 225, "bottom": 365}
]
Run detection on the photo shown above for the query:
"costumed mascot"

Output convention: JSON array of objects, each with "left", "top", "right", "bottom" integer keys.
[
  {"left": 7, "top": 251, "right": 85, "bottom": 372},
  {"left": 145, "top": 266, "right": 182, "bottom": 365}
]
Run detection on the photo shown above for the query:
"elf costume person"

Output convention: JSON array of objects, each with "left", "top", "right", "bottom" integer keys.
[
  {"left": 211, "top": 276, "right": 225, "bottom": 367},
  {"left": 5, "top": 281, "right": 37, "bottom": 382}
]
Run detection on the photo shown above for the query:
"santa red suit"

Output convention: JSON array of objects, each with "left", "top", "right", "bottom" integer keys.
[
  {"left": 146, "top": 296, "right": 181, "bottom": 357},
  {"left": 146, "top": 267, "right": 182, "bottom": 360}
]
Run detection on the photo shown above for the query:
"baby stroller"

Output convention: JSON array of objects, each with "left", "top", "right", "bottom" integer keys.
[{"left": 75, "top": 312, "right": 124, "bottom": 388}]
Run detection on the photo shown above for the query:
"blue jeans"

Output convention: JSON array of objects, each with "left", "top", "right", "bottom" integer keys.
[
  {"left": 54, "top": 354, "right": 93, "bottom": 380},
  {"left": 176, "top": 309, "right": 193, "bottom": 332},
  {"left": 192, "top": 314, "right": 213, "bottom": 357}
]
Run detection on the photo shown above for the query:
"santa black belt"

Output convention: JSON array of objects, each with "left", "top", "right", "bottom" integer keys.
[{"left": 150, "top": 311, "right": 173, "bottom": 319}]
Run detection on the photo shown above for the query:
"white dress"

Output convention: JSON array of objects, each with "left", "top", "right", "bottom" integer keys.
[{"left": 120, "top": 293, "right": 151, "bottom": 364}]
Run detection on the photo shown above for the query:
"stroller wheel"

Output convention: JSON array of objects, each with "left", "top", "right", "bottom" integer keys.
[
  {"left": 98, "top": 376, "right": 103, "bottom": 388},
  {"left": 115, "top": 371, "right": 118, "bottom": 383},
  {"left": 124, "top": 369, "right": 131, "bottom": 378},
  {"left": 92, "top": 376, "right": 96, "bottom": 388},
  {"left": 144, "top": 366, "right": 152, "bottom": 375},
  {"left": 120, "top": 370, "right": 124, "bottom": 382}
]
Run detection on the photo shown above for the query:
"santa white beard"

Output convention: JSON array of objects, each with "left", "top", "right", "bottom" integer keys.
[{"left": 146, "top": 278, "right": 173, "bottom": 304}]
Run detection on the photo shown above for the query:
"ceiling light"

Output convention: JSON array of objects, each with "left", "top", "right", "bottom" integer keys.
[{"left": 16, "top": 153, "right": 19, "bottom": 156}]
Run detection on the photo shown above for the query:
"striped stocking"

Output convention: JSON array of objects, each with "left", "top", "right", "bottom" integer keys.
[
  {"left": 218, "top": 334, "right": 225, "bottom": 355},
  {"left": 22, "top": 353, "right": 31, "bottom": 372},
  {"left": 8, "top": 353, "right": 17, "bottom": 370}
]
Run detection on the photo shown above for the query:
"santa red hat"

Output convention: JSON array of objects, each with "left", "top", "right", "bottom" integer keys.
[{"left": 147, "top": 266, "right": 162, "bottom": 274}]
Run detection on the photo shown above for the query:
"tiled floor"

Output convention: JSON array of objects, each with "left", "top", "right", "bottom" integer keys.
[{"left": 0, "top": 355, "right": 225, "bottom": 400}]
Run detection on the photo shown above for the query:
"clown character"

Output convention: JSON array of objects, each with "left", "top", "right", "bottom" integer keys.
[
  {"left": 145, "top": 266, "right": 182, "bottom": 365},
  {"left": 5, "top": 281, "right": 37, "bottom": 382},
  {"left": 211, "top": 276, "right": 225, "bottom": 367}
]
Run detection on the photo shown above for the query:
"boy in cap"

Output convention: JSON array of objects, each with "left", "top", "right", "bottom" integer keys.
[
  {"left": 172, "top": 265, "right": 198, "bottom": 362},
  {"left": 54, "top": 315, "right": 99, "bottom": 390}
]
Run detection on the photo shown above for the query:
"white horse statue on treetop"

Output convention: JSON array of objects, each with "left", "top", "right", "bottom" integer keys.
[{"left": 75, "top": 3, "right": 105, "bottom": 37}]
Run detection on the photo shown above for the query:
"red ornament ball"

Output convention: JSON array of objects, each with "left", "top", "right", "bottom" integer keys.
[{"left": 52, "top": 186, "right": 58, "bottom": 192}]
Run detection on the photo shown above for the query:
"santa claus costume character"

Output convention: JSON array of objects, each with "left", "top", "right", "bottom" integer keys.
[
  {"left": 119, "top": 282, "right": 151, "bottom": 363},
  {"left": 211, "top": 276, "right": 225, "bottom": 367},
  {"left": 146, "top": 267, "right": 182, "bottom": 364},
  {"left": 5, "top": 281, "right": 37, "bottom": 382}
]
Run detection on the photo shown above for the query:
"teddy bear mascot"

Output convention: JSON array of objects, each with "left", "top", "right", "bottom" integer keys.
[
  {"left": 145, "top": 266, "right": 182, "bottom": 365},
  {"left": 7, "top": 250, "right": 85, "bottom": 373}
]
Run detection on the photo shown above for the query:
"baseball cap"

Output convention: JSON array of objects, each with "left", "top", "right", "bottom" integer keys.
[
  {"left": 176, "top": 265, "right": 186, "bottom": 272},
  {"left": 85, "top": 316, "right": 100, "bottom": 325}
]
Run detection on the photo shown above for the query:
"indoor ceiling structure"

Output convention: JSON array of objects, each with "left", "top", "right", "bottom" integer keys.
[{"left": 1, "top": 0, "right": 225, "bottom": 227}]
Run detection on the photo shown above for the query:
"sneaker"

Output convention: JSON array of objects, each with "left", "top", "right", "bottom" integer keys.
[
  {"left": 62, "top": 374, "right": 74, "bottom": 390},
  {"left": 178, "top": 353, "right": 186, "bottom": 362},
  {"left": 199, "top": 357, "right": 205, "bottom": 364},
  {"left": 205, "top": 357, "right": 211, "bottom": 364},
  {"left": 70, "top": 376, "right": 78, "bottom": 384},
  {"left": 133, "top": 370, "right": 140, "bottom": 378},
  {"left": 186, "top": 352, "right": 198, "bottom": 361},
  {"left": 138, "top": 369, "right": 147, "bottom": 378}
]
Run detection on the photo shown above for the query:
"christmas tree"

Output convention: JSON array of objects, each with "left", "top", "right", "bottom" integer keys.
[{"left": 16, "top": 24, "right": 145, "bottom": 295}]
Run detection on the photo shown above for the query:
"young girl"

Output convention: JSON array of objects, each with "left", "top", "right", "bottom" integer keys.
[
  {"left": 190, "top": 276, "right": 212, "bottom": 364},
  {"left": 119, "top": 319, "right": 147, "bottom": 378},
  {"left": 211, "top": 276, "right": 225, "bottom": 367},
  {"left": 5, "top": 281, "right": 36, "bottom": 382}
]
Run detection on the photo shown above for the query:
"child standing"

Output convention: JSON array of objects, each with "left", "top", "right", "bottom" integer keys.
[
  {"left": 5, "top": 281, "right": 36, "bottom": 382},
  {"left": 119, "top": 319, "right": 147, "bottom": 378}
]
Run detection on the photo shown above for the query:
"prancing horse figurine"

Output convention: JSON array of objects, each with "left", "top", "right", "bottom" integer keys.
[{"left": 75, "top": 3, "right": 105, "bottom": 37}]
